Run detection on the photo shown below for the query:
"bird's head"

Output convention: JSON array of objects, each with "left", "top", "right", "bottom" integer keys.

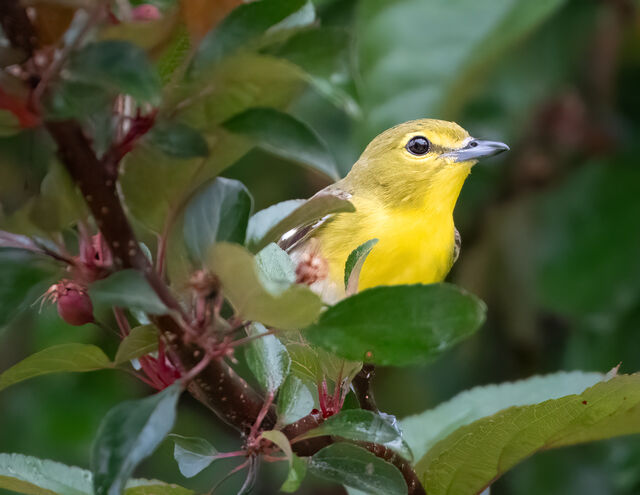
[{"left": 346, "top": 118, "right": 509, "bottom": 209}]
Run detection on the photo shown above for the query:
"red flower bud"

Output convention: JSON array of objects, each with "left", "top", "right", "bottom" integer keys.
[
  {"left": 132, "top": 4, "right": 161, "bottom": 21},
  {"left": 55, "top": 282, "right": 94, "bottom": 326}
]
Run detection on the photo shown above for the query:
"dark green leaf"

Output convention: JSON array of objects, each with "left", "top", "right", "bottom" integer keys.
[
  {"left": 415, "top": 374, "right": 640, "bottom": 495},
  {"left": 308, "top": 443, "right": 407, "bottom": 495},
  {"left": 401, "top": 371, "right": 604, "bottom": 462},
  {"left": 91, "top": 384, "right": 182, "bottom": 495},
  {"left": 245, "top": 322, "right": 291, "bottom": 392},
  {"left": 45, "top": 81, "right": 112, "bottom": 120},
  {"left": 264, "top": 27, "right": 360, "bottom": 117},
  {"left": 210, "top": 243, "right": 322, "bottom": 330},
  {"left": 183, "top": 177, "right": 253, "bottom": 263},
  {"left": 222, "top": 108, "right": 339, "bottom": 181},
  {"left": 305, "top": 284, "right": 486, "bottom": 366},
  {"left": 190, "top": 0, "right": 314, "bottom": 74},
  {"left": 276, "top": 374, "right": 315, "bottom": 426},
  {"left": 169, "top": 434, "right": 218, "bottom": 478},
  {"left": 299, "top": 410, "right": 412, "bottom": 461},
  {"left": 266, "top": 28, "right": 350, "bottom": 80},
  {"left": 344, "top": 239, "right": 378, "bottom": 293},
  {"left": 246, "top": 193, "right": 354, "bottom": 252},
  {"left": 114, "top": 325, "right": 159, "bottom": 365},
  {"left": 89, "top": 269, "right": 168, "bottom": 315},
  {"left": 0, "top": 344, "right": 112, "bottom": 393},
  {"left": 147, "top": 122, "right": 209, "bottom": 159},
  {"left": 245, "top": 199, "right": 305, "bottom": 251},
  {"left": 69, "top": 41, "right": 161, "bottom": 103}
]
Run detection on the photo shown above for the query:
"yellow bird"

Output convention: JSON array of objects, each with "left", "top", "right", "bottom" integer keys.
[{"left": 283, "top": 119, "right": 508, "bottom": 302}]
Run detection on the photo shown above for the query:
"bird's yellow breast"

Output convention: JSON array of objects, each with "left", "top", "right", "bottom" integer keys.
[{"left": 313, "top": 194, "right": 457, "bottom": 291}]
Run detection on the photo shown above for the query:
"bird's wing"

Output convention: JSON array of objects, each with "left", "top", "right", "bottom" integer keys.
[{"left": 278, "top": 185, "right": 353, "bottom": 253}]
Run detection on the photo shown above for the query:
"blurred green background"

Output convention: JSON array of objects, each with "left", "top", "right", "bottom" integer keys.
[{"left": 2, "top": 0, "right": 640, "bottom": 493}]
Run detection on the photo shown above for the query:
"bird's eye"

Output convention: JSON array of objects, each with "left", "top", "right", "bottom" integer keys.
[{"left": 406, "top": 136, "right": 430, "bottom": 155}]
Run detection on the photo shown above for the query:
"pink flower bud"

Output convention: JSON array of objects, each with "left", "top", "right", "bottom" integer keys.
[
  {"left": 132, "top": 4, "right": 161, "bottom": 21},
  {"left": 56, "top": 283, "right": 94, "bottom": 326}
]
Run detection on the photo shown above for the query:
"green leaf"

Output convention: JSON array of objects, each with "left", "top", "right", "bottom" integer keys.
[
  {"left": 287, "top": 342, "right": 361, "bottom": 385},
  {"left": 264, "top": 27, "right": 360, "bottom": 117},
  {"left": 280, "top": 453, "right": 307, "bottom": 493},
  {"left": 400, "top": 371, "right": 605, "bottom": 462},
  {"left": 344, "top": 239, "right": 378, "bottom": 293},
  {"left": 298, "top": 410, "right": 413, "bottom": 461},
  {"left": 246, "top": 193, "right": 355, "bottom": 252},
  {"left": 222, "top": 107, "right": 339, "bottom": 181},
  {"left": 254, "top": 243, "right": 296, "bottom": 296},
  {"left": 209, "top": 243, "right": 322, "bottom": 330},
  {"left": 276, "top": 374, "right": 315, "bottom": 426},
  {"left": 266, "top": 27, "right": 350, "bottom": 80},
  {"left": 68, "top": 41, "right": 161, "bottom": 103},
  {"left": 0, "top": 453, "right": 192, "bottom": 495},
  {"left": 245, "top": 322, "right": 291, "bottom": 392},
  {"left": 91, "top": 384, "right": 183, "bottom": 495},
  {"left": 357, "top": 0, "right": 567, "bottom": 133},
  {"left": 0, "top": 248, "right": 58, "bottom": 328},
  {"left": 306, "top": 284, "right": 486, "bottom": 366},
  {"left": 29, "top": 161, "right": 87, "bottom": 232},
  {"left": 308, "top": 443, "right": 407, "bottom": 495},
  {"left": 146, "top": 122, "right": 209, "bottom": 159},
  {"left": 89, "top": 270, "right": 168, "bottom": 315},
  {"left": 415, "top": 373, "right": 640, "bottom": 495},
  {"left": 45, "top": 81, "right": 112, "bottom": 120},
  {"left": 0, "top": 344, "right": 111, "bottom": 393},
  {"left": 114, "top": 325, "right": 159, "bottom": 365},
  {"left": 190, "top": 0, "right": 314, "bottom": 74},
  {"left": 0, "top": 453, "right": 92, "bottom": 495},
  {"left": 124, "top": 483, "right": 193, "bottom": 495},
  {"left": 183, "top": 178, "right": 253, "bottom": 263},
  {"left": 245, "top": 199, "right": 305, "bottom": 251},
  {"left": 168, "top": 434, "right": 218, "bottom": 479}
]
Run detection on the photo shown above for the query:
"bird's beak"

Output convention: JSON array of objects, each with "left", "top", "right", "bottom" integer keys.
[{"left": 445, "top": 139, "right": 509, "bottom": 163}]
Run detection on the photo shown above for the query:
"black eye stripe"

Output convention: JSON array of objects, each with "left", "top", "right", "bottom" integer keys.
[{"left": 406, "top": 136, "right": 430, "bottom": 155}]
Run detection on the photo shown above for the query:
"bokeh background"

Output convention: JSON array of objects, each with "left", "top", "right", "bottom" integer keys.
[{"left": 2, "top": 0, "right": 640, "bottom": 493}]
